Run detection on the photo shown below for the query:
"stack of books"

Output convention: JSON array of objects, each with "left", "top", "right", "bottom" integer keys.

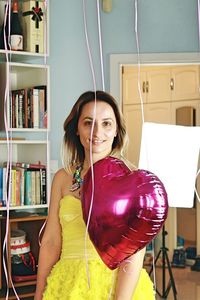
[{"left": 0, "top": 162, "right": 47, "bottom": 207}]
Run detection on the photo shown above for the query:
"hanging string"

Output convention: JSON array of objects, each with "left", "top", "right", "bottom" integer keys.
[
  {"left": 82, "top": 0, "right": 97, "bottom": 288},
  {"left": 134, "top": 0, "right": 157, "bottom": 293},
  {"left": 96, "top": 0, "right": 105, "bottom": 91},
  {"left": 134, "top": 0, "right": 144, "bottom": 125},
  {"left": 38, "top": 0, "right": 49, "bottom": 246},
  {"left": 2, "top": 1, "right": 20, "bottom": 299}
]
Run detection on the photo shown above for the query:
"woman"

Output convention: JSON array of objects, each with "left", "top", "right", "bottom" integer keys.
[{"left": 34, "top": 91, "right": 155, "bottom": 300}]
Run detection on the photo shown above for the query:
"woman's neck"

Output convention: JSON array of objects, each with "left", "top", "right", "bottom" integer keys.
[{"left": 83, "top": 152, "right": 111, "bottom": 170}]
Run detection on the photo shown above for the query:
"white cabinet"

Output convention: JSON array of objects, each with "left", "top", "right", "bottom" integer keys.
[
  {"left": 171, "top": 65, "right": 200, "bottom": 101},
  {"left": 122, "top": 65, "right": 200, "bottom": 105}
]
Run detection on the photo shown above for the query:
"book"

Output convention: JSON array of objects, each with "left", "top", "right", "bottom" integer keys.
[
  {"left": 35, "top": 170, "right": 41, "bottom": 205},
  {"left": 33, "top": 88, "right": 39, "bottom": 129},
  {"left": 19, "top": 168, "right": 25, "bottom": 206},
  {"left": 34, "top": 85, "right": 47, "bottom": 129},
  {"left": 2, "top": 167, "right": 7, "bottom": 206},
  {"left": 0, "top": 168, "right": 3, "bottom": 206},
  {"left": 40, "top": 168, "right": 46, "bottom": 204},
  {"left": 24, "top": 170, "right": 32, "bottom": 205},
  {"left": 4, "top": 162, "right": 46, "bottom": 169},
  {"left": 15, "top": 170, "right": 21, "bottom": 206},
  {"left": 11, "top": 169, "right": 16, "bottom": 206},
  {"left": 31, "top": 171, "right": 36, "bottom": 205}
]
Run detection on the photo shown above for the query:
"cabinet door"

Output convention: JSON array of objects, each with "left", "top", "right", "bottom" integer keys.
[
  {"left": 171, "top": 65, "right": 200, "bottom": 101},
  {"left": 122, "top": 66, "right": 146, "bottom": 105},
  {"left": 145, "top": 102, "right": 171, "bottom": 124},
  {"left": 145, "top": 66, "right": 171, "bottom": 103},
  {"left": 171, "top": 100, "right": 200, "bottom": 125},
  {"left": 123, "top": 105, "right": 144, "bottom": 167}
]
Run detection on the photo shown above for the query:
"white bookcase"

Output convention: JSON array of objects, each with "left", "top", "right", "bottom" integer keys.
[{"left": 0, "top": 1, "right": 50, "bottom": 297}]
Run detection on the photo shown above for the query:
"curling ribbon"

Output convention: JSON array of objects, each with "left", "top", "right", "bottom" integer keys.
[
  {"left": 2, "top": 1, "right": 20, "bottom": 298},
  {"left": 133, "top": 0, "right": 157, "bottom": 292},
  {"left": 82, "top": 0, "right": 97, "bottom": 288},
  {"left": 96, "top": 0, "right": 105, "bottom": 91}
]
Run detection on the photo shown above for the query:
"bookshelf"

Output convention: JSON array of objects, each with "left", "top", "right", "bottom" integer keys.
[{"left": 0, "top": 0, "right": 49, "bottom": 298}]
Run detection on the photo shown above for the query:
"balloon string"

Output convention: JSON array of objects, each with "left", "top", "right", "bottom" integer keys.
[
  {"left": 82, "top": 0, "right": 97, "bottom": 288},
  {"left": 2, "top": 2, "right": 20, "bottom": 298},
  {"left": 38, "top": 0, "right": 48, "bottom": 247},
  {"left": 134, "top": 0, "right": 144, "bottom": 125},
  {"left": 96, "top": 0, "right": 105, "bottom": 91},
  {"left": 134, "top": 0, "right": 157, "bottom": 292},
  {"left": 134, "top": 0, "right": 149, "bottom": 172}
]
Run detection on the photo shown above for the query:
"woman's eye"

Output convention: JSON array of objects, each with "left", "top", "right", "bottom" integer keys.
[
  {"left": 84, "top": 121, "right": 92, "bottom": 126},
  {"left": 103, "top": 121, "right": 112, "bottom": 127}
]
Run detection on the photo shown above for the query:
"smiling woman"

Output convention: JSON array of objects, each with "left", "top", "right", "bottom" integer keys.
[
  {"left": 77, "top": 101, "right": 117, "bottom": 159},
  {"left": 34, "top": 90, "right": 155, "bottom": 300}
]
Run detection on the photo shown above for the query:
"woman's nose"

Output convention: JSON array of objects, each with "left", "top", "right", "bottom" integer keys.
[{"left": 92, "top": 123, "right": 101, "bottom": 136}]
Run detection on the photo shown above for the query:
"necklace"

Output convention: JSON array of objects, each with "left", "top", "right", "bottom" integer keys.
[{"left": 70, "top": 165, "right": 83, "bottom": 192}]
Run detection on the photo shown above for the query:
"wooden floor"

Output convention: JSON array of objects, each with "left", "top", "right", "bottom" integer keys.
[{"left": 145, "top": 265, "right": 200, "bottom": 300}]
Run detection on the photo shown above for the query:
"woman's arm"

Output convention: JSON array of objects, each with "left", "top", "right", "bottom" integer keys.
[
  {"left": 114, "top": 248, "right": 146, "bottom": 300},
  {"left": 34, "top": 171, "right": 63, "bottom": 300}
]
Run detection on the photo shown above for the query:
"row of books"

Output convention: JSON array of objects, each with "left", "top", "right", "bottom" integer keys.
[
  {"left": 10, "top": 86, "right": 47, "bottom": 129},
  {"left": 0, "top": 162, "right": 47, "bottom": 207}
]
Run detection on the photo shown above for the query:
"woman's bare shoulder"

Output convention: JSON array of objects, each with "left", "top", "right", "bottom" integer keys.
[
  {"left": 52, "top": 167, "right": 74, "bottom": 197},
  {"left": 53, "top": 168, "right": 72, "bottom": 181}
]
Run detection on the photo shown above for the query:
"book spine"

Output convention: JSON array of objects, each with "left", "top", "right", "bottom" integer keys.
[
  {"left": 20, "top": 168, "right": 25, "bottom": 206},
  {"left": 11, "top": 169, "right": 16, "bottom": 206},
  {"left": 40, "top": 168, "right": 46, "bottom": 204},
  {"left": 0, "top": 168, "right": 3, "bottom": 206},
  {"left": 33, "top": 89, "right": 39, "bottom": 129},
  {"left": 18, "top": 92, "right": 23, "bottom": 128},
  {"left": 15, "top": 94, "right": 19, "bottom": 128},
  {"left": 2, "top": 168, "right": 7, "bottom": 206},
  {"left": 25, "top": 170, "right": 32, "bottom": 205},
  {"left": 31, "top": 171, "right": 36, "bottom": 205},
  {"left": 27, "top": 88, "right": 32, "bottom": 128},
  {"left": 35, "top": 170, "right": 41, "bottom": 205},
  {"left": 15, "top": 169, "right": 21, "bottom": 206}
]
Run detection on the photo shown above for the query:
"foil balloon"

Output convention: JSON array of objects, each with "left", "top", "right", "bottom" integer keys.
[{"left": 81, "top": 156, "right": 168, "bottom": 270}]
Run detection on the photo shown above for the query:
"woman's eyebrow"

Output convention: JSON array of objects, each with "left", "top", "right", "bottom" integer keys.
[{"left": 83, "top": 117, "right": 114, "bottom": 121}]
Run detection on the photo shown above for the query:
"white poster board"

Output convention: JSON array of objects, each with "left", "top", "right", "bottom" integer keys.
[{"left": 139, "top": 122, "right": 200, "bottom": 208}]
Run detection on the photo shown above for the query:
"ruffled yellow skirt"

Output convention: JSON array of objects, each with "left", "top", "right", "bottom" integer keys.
[{"left": 42, "top": 258, "right": 155, "bottom": 300}]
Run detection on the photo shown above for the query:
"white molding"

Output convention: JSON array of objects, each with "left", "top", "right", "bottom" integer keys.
[{"left": 110, "top": 52, "right": 200, "bottom": 103}]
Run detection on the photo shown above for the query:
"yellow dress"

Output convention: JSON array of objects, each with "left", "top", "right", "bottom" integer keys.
[{"left": 42, "top": 195, "right": 155, "bottom": 300}]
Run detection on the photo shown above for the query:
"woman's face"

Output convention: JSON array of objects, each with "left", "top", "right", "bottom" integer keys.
[{"left": 77, "top": 101, "right": 117, "bottom": 161}]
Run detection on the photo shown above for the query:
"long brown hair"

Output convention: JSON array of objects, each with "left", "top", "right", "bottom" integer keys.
[{"left": 62, "top": 91, "right": 128, "bottom": 171}]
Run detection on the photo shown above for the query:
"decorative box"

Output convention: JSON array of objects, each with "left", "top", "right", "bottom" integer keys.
[{"left": 22, "top": 0, "right": 44, "bottom": 53}]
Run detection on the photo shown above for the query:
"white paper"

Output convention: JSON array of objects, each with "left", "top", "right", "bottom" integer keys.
[{"left": 139, "top": 122, "right": 200, "bottom": 208}]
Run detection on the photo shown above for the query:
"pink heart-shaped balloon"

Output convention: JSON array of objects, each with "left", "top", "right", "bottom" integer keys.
[{"left": 81, "top": 156, "right": 168, "bottom": 270}]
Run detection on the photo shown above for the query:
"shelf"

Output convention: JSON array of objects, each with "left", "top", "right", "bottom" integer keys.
[
  {"left": 0, "top": 140, "right": 48, "bottom": 144},
  {"left": 0, "top": 49, "right": 49, "bottom": 61},
  {"left": 0, "top": 204, "right": 48, "bottom": 211},
  {"left": 0, "top": 283, "right": 36, "bottom": 299}
]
